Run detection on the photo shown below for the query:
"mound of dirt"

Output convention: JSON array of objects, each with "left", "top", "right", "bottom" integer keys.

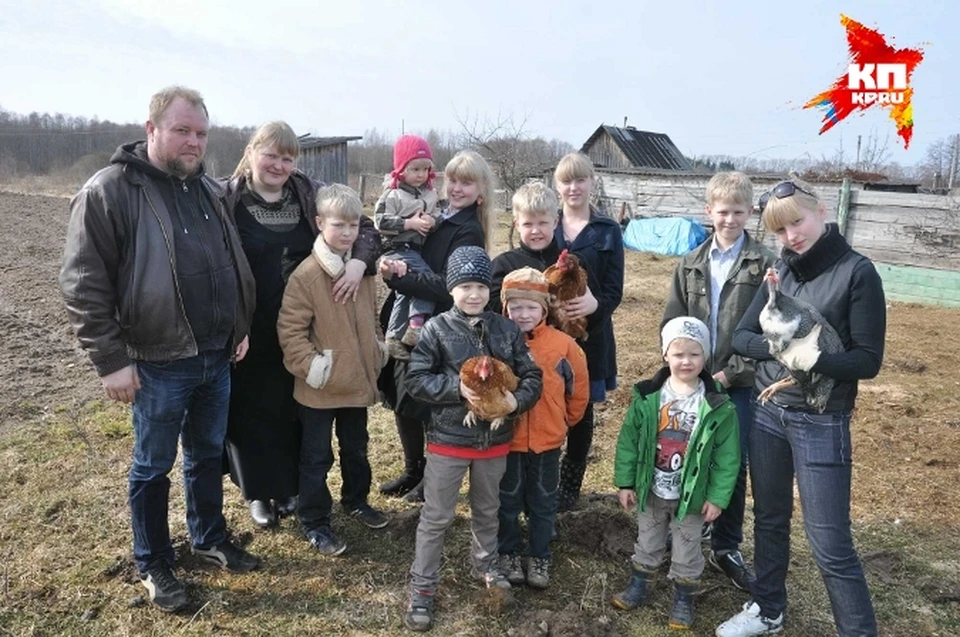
[
  {"left": 557, "top": 497, "right": 635, "bottom": 560},
  {"left": 508, "top": 603, "right": 614, "bottom": 637}
]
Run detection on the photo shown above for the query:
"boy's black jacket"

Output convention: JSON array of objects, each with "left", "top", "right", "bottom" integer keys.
[{"left": 405, "top": 308, "right": 543, "bottom": 450}]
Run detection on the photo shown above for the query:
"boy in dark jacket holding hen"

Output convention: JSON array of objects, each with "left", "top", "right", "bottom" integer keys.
[{"left": 403, "top": 245, "right": 543, "bottom": 632}]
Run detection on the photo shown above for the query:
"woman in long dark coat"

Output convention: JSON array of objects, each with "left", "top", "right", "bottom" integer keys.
[{"left": 223, "top": 121, "right": 380, "bottom": 527}]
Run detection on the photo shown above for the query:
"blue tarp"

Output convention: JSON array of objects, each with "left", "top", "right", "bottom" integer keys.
[{"left": 622, "top": 217, "right": 707, "bottom": 256}]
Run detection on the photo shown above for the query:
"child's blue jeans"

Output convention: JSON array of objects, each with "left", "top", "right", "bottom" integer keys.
[{"left": 497, "top": 448, "right": 562, "bottom": 560}]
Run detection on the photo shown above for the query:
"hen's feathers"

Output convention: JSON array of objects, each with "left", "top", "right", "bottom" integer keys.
[
  {"left": 760, "top": 286, "right": 845, "bottom": 413},
  {"left": 459, "top": 356, "right": 519, "bottom": 429},
  {"left": 543, "top": 250, "right": 589, "bottom": 340}
]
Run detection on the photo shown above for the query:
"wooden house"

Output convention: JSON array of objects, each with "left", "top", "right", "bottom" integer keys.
[
  {"left": 298, "top": 135, "right": 361, "bottom": 185},
  {"left": 581, "top": 125, "right": 691, "bottom": 171}
]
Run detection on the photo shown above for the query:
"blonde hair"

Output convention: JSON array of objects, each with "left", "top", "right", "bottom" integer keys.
[
  {"left": 315, "top": 184, "right": 363, "bottom": 222},
  {"left": 512, "top": 182, "right": 559, "bottom": 218},
  {"left": 554, "top": 152, "right": 596, "bottom": 184},
  {"left": 762, "top": 175, "right": 822, "bottom": 233},
  {"left": 706, "top": 171, "right": 754, "bottom": 207},
  {"left": 149, "top": 86, "right": 207, "bottom": 124},
  {"left": 445, "top": 150, "right": 496, "bottom": 251},
  {"left": 232, "top": 121, "right": 301, "bottom": 179}
]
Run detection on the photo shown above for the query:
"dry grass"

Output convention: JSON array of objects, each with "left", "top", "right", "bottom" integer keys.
[{"left": 1, "top": 210, "right": 959, "bottom": 635}]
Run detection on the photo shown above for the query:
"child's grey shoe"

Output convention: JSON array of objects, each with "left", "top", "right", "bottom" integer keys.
[
  {"left": 472, "top": 565, "right": 511, "bottom": 589},
  {"left": 526, "top": 557, "right": 550, "bottom": 589},
  {"left": 404, "top": 588, "right": 435, "bottom": 632},
  {"left": 498, "top": 554, "right": 525, "bottom": 585}
]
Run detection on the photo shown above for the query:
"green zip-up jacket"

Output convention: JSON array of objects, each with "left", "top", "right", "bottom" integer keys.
[
  {"left": 662, "top": 231, "right": 776, "bottom": 389},
  {"left": 614, "top": 367, "right": 740, "bottom": 521}
]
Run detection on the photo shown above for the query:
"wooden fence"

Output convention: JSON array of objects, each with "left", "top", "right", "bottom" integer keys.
[{"left": 587, "top": 169, "right": 960, "bottom": 307}]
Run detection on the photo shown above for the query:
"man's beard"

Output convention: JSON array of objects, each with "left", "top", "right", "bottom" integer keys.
[{"left": 164, "top": 155, "right": 201, "bottom": 179}]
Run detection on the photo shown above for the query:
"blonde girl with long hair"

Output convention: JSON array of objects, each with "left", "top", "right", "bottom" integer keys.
[{"left": 377, "top": 149, "right": 498, "bottom": 503}]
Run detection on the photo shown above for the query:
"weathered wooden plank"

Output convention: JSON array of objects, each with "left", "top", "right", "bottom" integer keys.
[{"left": 851, "top": 190, "right": 958, "bottom": 210}]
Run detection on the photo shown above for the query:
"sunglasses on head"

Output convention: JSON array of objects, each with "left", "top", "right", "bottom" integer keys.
[{"left": 758, "top": 181, "right": 817, "bottom": 213}]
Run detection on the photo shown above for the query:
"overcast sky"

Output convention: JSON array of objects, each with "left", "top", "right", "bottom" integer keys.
[{"left": 1, "top": 0, "right": 954, "bottom": 166}]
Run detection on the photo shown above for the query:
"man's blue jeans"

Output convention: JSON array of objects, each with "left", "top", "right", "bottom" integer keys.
[
  {"left": 498, "top": 448, "right": 561, "bottom": 560},
  {"left": 711, "top": 386, "right": 752, "bottom": 553},
  {"left": 129, "top": 349, "right": 230, "bottom": 572},
  {"left": 750, "top": 400, "right": 877, "bottom": 636}
]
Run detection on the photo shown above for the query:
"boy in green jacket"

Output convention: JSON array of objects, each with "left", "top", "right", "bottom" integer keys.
[{"left": 611, "top": 317, "right": 740, "bottom": 630}]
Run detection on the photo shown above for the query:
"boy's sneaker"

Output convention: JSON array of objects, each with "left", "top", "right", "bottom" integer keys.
[
  {"left": 386, "top": 337, "right": 410, "bottom": 361},
  {"left": 709, "top": 550, "right": 756, "bottom": 592},
  {"left": 498, "top": 554, "right": 525, "bottom": 585},
  {"left": 139, "top": 563, "right": 187, "bottom": 612},
  {"left": 472, "top": 565, "right": 512, "bottom": 590},
  {"left": 526, "top": 557, "right": 550, "bottom": 589},
  {"left": 349, "top": 503, "right": 389, "bottom": 529},
  {"left": 306, "top": 527, "right": 347, "bottom": 556},
  {"left": 715, "top": 601, "right": 783, "bottom": 636},
  {"left": 401, "top": 325, "right": 422, "bottom": 347},
  {"left": 404, "top": 588, "right": 435, "bottom": 632},
  {"left": 191, "top": 540, "right": 259, "bottom": 573}
]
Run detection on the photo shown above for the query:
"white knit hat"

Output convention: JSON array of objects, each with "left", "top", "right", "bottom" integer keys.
[{"left": 661, "top": 317, "right": 711, "bottom": 357}]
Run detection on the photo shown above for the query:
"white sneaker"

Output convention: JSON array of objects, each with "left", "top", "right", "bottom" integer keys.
[{"left": 715, "top": 601, "right": 784, "bottom": 636}]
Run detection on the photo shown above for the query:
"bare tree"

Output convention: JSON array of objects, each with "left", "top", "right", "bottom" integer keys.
[
  {"left": 453, "top": 107, "right": 573, "bottom": 195},
  {"left": 453, "top": 108, "right": 574, "bottom": 247}
]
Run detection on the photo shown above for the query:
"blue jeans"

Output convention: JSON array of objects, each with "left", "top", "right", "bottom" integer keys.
[
  {"left": 385, "top": 247, "right": 436, "bottom": 339},
  {"left": 498, "top": 448, "right": 561, "bottom": 560},
  {"left": 129, "top": 349, "right": 231, "bottom": 572},
  {"left": 297, "top": 406, "right": 371, "bottom": 531},
  {"left": 711, "top": 386, "right": 752, "bottom": 553},
  {"left": 750, "top": 401, "right": 877, "bottom": 636}
]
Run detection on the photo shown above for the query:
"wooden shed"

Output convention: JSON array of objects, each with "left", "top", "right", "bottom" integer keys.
[
  {"left": 298, "top": 135, "right": 361, "bottom": 185},
  {"left": 581, "top": 125, "right": 691, "bottom": 171}
]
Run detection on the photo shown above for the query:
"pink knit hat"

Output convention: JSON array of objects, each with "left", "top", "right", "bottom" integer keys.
[{"left": 390, "top": 135, "right": 435, "bottom": 189}]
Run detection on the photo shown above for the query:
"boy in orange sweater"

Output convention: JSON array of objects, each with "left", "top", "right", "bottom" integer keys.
[{"left": 497, "top": 267, "right": 589, "bottom": 588}]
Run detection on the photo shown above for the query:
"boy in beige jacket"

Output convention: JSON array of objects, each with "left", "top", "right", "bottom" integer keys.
[{"left": 278, "top": 184, "right": 390, "bottom": 556}]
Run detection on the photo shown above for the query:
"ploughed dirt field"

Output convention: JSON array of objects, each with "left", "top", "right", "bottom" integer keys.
[{"left": 1, "top": 189, "right": 959, "bottom": 635}]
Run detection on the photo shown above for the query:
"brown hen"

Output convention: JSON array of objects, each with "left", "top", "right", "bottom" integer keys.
[
  {"left": 460, "top": 355, "right": 520, "bottom": 430},
  {"left": 543, "top": 249, "right": 589, "bottom": 340}
]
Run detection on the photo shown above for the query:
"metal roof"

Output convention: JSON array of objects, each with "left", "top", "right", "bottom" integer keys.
[
  {"left": 582, "top": 125, "right": 691, "bottom": 171},
  {"left": 298, "top": 135, "right": 362, "bottom": 150}
]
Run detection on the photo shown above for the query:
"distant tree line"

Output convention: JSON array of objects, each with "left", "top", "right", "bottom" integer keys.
[
  {"left": 688, "top": 131, "right": 960, "bottom": 190},
  {"left": 0, "top": 106, "right": 254, "bottom": 182}
]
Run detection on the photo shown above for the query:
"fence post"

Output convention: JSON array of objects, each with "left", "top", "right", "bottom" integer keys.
[
  {"left": 358, "top": 174, "right": 367, "bottom": 203},
  {"left": 837, "top": 177, "right": 852, "bottom": 237}
]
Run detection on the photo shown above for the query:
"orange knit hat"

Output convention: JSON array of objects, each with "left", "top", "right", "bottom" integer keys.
[{"left": 501, "top": 267, "right": 551, "bottom": 314}]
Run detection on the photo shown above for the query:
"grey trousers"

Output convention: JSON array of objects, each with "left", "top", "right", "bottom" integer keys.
[
  {"left": 632, "top": 491, "right": 705, "bottom": 581},
  {"left": 409, "top": 451, "right": 507, "bottom": 592}
]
